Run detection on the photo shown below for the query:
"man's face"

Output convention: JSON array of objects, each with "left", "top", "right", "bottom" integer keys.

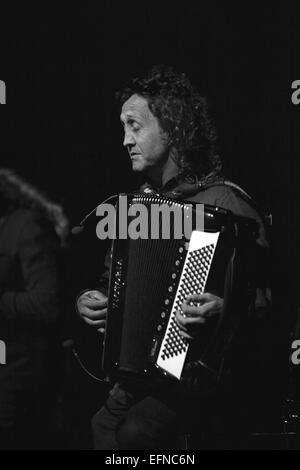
[{"left": 120, "top": 94, "right": 170, "bottom": 175}]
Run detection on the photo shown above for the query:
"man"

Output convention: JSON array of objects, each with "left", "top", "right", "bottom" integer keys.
[{"left": 77, "top": 65, "right": 269, "bottom": 449}]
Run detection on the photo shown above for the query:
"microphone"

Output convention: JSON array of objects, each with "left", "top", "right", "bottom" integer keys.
[
  {"left": 71, "top": 225, "right": 85, "bottom": 236},
  {"left": 71, "top": 205, "right": 99, "bottom": 235},
  {"left": 62, "top": 339, "right": 75, "bottom": 349},
  {"left": 71, "top": 194, "right": 120, "bottom": 236}
]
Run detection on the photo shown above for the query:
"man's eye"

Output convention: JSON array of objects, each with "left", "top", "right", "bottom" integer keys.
[{"left": 128, "top": 120, "right": 140, "bottom": 131}]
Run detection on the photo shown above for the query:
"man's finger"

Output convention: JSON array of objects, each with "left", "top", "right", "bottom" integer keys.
[
  {"left": 178, "top": 330, "right": 193, "bottom": 340},
  {"left": 181, "top": 302, "right": 214, "bottom": 317},
  {"left": 81, "top": 308, "right": 107, "bottom": 320},
  {"left": 185, "top": 293, "right": 213, "bottom": 303},
  {"left": 175, "top": 312, "right": 188, "bottom": 331},
  {"left": 82, "top": 317, "right": 106, "bottom": 328},
  {"left": 176, "top": 310, "right": 206, "bottom": 325},
  {"left": 80, "top": 298, "right": 108, "bottom": 309}
]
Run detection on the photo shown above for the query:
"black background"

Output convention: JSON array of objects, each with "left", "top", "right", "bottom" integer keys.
[
  {"left": 0, "top": 3, "right": 299, "bottom": 449},
  {"left": 1, "top": 5, "right": 294, "bottom": 213}
]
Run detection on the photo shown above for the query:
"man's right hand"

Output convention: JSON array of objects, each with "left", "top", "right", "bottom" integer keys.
[{"left": 76, "top": 290, "right": 108, "bottom": 334}]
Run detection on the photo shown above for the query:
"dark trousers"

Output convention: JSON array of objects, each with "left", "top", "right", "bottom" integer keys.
[{"left": 91, "top": 381, "right": 182, "bottom": 450}]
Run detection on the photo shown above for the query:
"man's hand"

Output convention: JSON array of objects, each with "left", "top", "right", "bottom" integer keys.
[
  {"left": 176, "top": 293, "right": 223, "bottom": 340},
  {"left": 76, "top": 290, "right": 108, "bottom": 334}
]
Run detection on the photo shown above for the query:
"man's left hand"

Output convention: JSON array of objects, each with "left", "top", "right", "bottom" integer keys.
[{"left": 176, "top": 293, "right": 223, "bottom": 340}]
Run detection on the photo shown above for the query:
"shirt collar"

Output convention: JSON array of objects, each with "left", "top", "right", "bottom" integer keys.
[{"left": 140, "top": 173, "right": 199, "bottom": 198}]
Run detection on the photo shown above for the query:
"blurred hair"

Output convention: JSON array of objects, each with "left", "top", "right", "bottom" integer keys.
[
  {"left": 117, "top": 64, "right": 222, "bottom": 179},
  {"left": 0, "top": 168, "right": 69, "bottom": 246}
]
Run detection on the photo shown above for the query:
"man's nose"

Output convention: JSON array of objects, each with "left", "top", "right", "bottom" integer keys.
[{"left": 123, "top": 130, "right": 135, "bottom": 147}]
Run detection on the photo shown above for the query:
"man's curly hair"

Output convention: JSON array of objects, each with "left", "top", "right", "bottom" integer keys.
[{"left": 118, "top": 65, "right": 222, "bottom": 179}]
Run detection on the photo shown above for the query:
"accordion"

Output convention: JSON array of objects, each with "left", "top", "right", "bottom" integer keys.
[{"left": 102, "top": 194, "right": 258, "bottom": 381}]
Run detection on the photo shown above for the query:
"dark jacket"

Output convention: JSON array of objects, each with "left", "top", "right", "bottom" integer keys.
[{"left": 0, "top": 208, "right": 61, "bottom": 428}]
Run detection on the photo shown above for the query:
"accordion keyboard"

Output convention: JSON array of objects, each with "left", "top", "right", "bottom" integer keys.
[{"left": 156, "top": 230, "right": 219, "bottom": 379}]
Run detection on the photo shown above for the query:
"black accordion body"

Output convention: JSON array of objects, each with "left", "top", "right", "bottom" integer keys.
[{"left": 102, "top": 194, "right": 258, "bottom": 381}]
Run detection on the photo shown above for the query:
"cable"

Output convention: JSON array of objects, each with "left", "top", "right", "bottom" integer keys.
[{"left": 71, "top": 346, "right": 108, "bottom": 383}]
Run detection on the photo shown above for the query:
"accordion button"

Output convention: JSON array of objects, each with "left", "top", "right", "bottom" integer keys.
[{"left": 157, "top": 325, "right": 162, "bottom": 332}]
